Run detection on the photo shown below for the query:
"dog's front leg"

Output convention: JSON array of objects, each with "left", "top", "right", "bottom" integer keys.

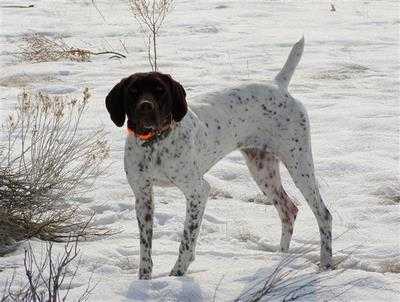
[
  {"left": 132, "top": 181, "right": 154, "bottom": 279},
  {"left": 170, "top": 178, "right": 210, "bottom": 276}
]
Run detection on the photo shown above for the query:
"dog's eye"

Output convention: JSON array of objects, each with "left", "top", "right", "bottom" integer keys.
[
  {"left": 155, "top": 86, "right": 165, "bottom": 93},
  {"left": 129, "top": 87, "right": 138, "bottom": 95}
]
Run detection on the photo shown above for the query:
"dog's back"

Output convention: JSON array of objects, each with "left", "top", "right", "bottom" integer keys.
[{"left": 187, "top": 38, "right": 306, "bottom": 170}]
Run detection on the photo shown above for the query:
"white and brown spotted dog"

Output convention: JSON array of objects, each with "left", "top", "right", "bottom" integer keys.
[{"left": 105, "top": 38, "right": 332, "bottom": 279}]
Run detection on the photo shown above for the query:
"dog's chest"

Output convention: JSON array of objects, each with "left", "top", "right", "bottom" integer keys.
[{"left": 124, "top": 137, "right": 184, "bottom": 186}]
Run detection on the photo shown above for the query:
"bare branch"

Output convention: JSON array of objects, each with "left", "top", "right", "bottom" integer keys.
[
  {"left": 128, "top": 0, "right": 174, "bottom": 70},
  {"left": 2, "top": 238, "right": 95, "bottom": 301}
]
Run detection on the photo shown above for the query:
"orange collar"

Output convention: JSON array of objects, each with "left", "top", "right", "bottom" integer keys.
[
  {"left": 127, "top": 122, "right": 174, "bottom": 142},
  {"left": 129, "top": 130, "right": 157, "bottom": 141}
]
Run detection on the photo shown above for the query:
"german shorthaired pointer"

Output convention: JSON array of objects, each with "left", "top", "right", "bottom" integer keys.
[{"left": 105, "top": 38, "right": 332, "bottom": 279}]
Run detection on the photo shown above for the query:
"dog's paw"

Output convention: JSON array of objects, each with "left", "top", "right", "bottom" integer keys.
[
  {"left": 319, "top": 261, "right": 334, "bottom": 271},
  {"left": 170, "top": 251, "right": 193, "bottom": 277},
  {"left": 170, "top": 261, "right": 189, "bottom": 277},
  {"left": 138, "top": 268, "right": 152, "bottom": 280},
  {"left": 169, "top": 268, "right": 185, "bottom": 277},
  {"left": 138, "top": 273, "right": 151, "bottom": 280}
]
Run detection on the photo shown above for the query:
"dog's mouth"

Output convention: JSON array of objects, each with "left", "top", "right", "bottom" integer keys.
[
  {"left": 127, "top": 120, "right": 151, "bottom": 135},
  {"left": 137, "top": 124, "right": 156, "bottom": 135},
  {"left": 127, "top": 116, "right": 173, "bottom": 141}
]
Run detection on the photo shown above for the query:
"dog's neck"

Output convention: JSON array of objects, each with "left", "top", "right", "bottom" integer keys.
[{"left": 127, "top": 121, "right": 176, "bottom": 145}]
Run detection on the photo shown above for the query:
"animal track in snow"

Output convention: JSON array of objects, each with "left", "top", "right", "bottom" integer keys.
[
  {"left": 154, "top": 213, "right": 175, "bottom": 226},
  {"left": 203, "top": 213, "right": 227, "bottom": 225},
  {"left": 209, "top": 186, "right": 233, "bottom": 199},
  {"left": 90, "top": 203, "right": 113, "bottom": 214}
]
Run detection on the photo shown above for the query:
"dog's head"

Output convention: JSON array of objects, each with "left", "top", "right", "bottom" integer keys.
[{"left": 105, "top": 72, "right": 187, "bottom": 136}]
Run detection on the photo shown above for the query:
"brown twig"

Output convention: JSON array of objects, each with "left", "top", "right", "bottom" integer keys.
[
  {"left": 0, "top": 5, "right": 34, "bottom": 9},
  {"left": 129, "top": 0, "right": 174, "bottom": 71},
  {"left": 90, "top": 0, "right": 106, "bottom": 21}
]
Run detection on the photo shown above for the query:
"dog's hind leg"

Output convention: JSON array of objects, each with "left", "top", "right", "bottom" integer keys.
[
  {"left": 278, "top": 125, "right": 333, "bottom": 269},
  {"left": 241, "top": 148, "right": 298, "bottom": 252}
]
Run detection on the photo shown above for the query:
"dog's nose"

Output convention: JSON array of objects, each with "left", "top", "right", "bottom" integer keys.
[{"left": 137, "top": 101, "right": 155, "bottom": 113}]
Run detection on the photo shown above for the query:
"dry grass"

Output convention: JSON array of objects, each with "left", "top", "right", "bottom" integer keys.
[
  {"left": 234, "top": 246, "right": 368, "bottom": 302},
  {"left": 0, "top": 89, "right": 111, "bottom": 251},
  {"left": 17, "top": 34, "right": 125, "bottom": 63},
  {"left": 380, "top": 259, "right": 400, "bottom": 274},
  {"left": 1, "top": 237, "right": 96, "bottom": 302},
  {"left": 237, "top": 226, "right": 253, "bottom": 243},
  {"left": 374, "top": 182, "right": 400, "bottom": 205}
]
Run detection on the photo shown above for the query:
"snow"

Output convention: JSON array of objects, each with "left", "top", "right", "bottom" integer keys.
[{"left": 1, "top": 0, "right": 399, "bottom": 301}]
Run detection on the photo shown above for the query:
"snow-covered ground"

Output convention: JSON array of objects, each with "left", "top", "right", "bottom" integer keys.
[{"left": 1, "top": 0, "right": 399, "bottom": 301}]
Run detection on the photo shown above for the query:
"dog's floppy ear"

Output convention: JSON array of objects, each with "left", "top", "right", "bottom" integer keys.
[
  {"left": 162, "top": 74, "right": 187, "bottom": 122},
  {"left": 105, "top": 78, "right": 127, "bottom": 127}
]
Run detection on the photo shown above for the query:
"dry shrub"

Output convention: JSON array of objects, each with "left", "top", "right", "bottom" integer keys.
[
  {"left": 1, "top": 237, "right": 95, "bottom": 302},
  {"left": 0, "top": 89, "right": 110, "bottom": 250},
  {"left": 373, "top": 182, "right": 400, "bottom": 205},
  {"left": 129, "top": 0, "right": 174, "bottom": 70},
  {"left": 18, "top": 34, "right": 91, "bottom": 62},
  {"left": 17, "top": 34, "right": 125, "bottom": 63}
]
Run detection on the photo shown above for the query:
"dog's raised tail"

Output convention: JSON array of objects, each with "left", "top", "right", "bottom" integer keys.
[{"left": 274, "top": 37, "right": 304, "bottom": 90}]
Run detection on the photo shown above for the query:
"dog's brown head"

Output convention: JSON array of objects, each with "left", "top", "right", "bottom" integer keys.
[{"left": 105, "top": 72, "right": 187, "bottom": 137}]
